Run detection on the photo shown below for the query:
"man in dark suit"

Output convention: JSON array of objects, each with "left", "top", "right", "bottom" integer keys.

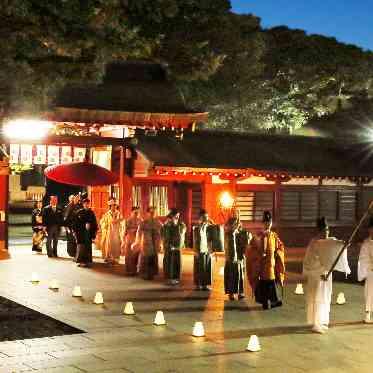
[{"left": 42, "top": 195, "right": 63, "bottom": 257}]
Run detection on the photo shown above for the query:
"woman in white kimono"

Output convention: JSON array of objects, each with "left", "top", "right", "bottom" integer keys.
[
  {"left": 358, "top": 218, "right": 373, "bottom": 323},
  {"left": 100, "top": 199, "right": 124, "bottom": 265},
  {"left": 303, "top": 217, "right": 350, "bottom": 334}
]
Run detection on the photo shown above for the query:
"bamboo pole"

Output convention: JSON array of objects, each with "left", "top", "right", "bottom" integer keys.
[{"left": 325, "top": 201, "right": 373, "bottom": 280}]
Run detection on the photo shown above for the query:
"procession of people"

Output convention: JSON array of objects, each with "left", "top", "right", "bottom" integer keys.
[{"left": 31, "top": 193, "right": 373, "bottom": 333}]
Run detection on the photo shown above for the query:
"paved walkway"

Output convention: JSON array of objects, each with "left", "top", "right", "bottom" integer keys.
[{"left": 0, "top": 235, "right": 371, "bottom": 373}]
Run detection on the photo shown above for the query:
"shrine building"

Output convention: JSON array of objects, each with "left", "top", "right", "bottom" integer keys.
[{"left": 1, "top": 61, "right": 373, "bottom": 254}]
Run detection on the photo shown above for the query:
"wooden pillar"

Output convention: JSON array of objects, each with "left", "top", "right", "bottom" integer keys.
[
  {"left": 0, "top": 161, "right": 10, "bottom": 259},
  {"left": 119, "top": 146, "right": 125, "bottom": 215},
  {"left": 119, "top": 146, "right": 133, "bottom": 218},
  {"left": 186, "top": 187, "right": 193, "bottom": 230},
  {"left": 274, "top": 180, "right": 281, "bottom": 230}
]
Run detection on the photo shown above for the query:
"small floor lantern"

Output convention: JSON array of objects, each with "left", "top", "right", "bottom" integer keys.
[
  {"left": 49, "top": 279, "right": 59, "bottom": 290},
  {"left": 123, "top": 302, "right": 135, "bottom": 315},
  {"left": 30, "top": 272, "right": 40, "bottom": 283},
  {"left": 295, "top": 283, "right": 304, "bottom": 295},
  {"left": 72, "top": 286, "right": 82, "bottom": 297},
  {"left": 246, "top": 335, "right": 261, "bottom": 352},
  {"left": 154, "top": 311, "right": 166, "bottom": 326},
  {"left": 192, "top": 321, "right": 205, "bottom": 337},
  {"left": 93, "top": 292, "right": 104, "bottom": 304},
  {"left": 336, "top": 292, "right": 346, "bottom": 305}
]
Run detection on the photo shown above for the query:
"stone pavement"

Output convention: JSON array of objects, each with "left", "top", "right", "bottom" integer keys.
[{"left": 0, "top": 233, "right": 371, "bottom": 373}]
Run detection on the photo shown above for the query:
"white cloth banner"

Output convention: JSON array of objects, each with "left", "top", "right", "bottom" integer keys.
[
  {"left": 9, "top": 144, "right": 20, "bottom": 164},
  {"left": 73, "top": 147, "right": 86, "bottom": 162},
  {"left": 33, "top": 145, "right": 46, "bottom": 164},
  {"left": 48, "top": 145, "right": 60, "bottom": 165},
  {"left": 61, "top": 146, "right": 72, "bottom": 163},
  {"left": 20, "top": 144, "right": 33, "bottom": 165}
]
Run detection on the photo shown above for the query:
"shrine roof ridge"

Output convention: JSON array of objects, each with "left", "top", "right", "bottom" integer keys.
[{"left": 135, "top": 130, "right": 373, "bottom": 178}]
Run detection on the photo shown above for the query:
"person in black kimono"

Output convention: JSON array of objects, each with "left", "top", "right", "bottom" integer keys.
[
  {"left": 162, "top": 208, "right": 187, "bottom": 285},
  {"left": 224, "top": 211, "right": 252, "bottom": 300},
  {"left": 63, "top": 194, "right": 81, "bottom": 257},
  {"left": 73, "top": 198, "right": 98, "bottom": 267},
  {"left": 31, "top": 200, "right": 45, "bottom": 253},
  {"left": 42, "top": 195, "right": 63, "bottom": 257},
  {"left": 193, "top": 209, "right": 214, "bottom": 291}
]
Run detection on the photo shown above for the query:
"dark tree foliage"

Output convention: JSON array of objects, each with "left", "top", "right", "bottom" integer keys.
[
  {"left": 1, "top": 1, "right": 373, "bottom": 134},
  {"left": 0, "top": 0, "right": 228, "bottom": 114}
]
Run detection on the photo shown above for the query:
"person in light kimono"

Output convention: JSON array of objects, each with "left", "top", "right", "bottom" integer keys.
[
  {"left": 123, "top": 207, "right": 142, "bottom": 275},
  {"left": 100, "top": 199, "right": 124, "bottom": 265},
  {"left": 303, "top": 217, "right": 350, "bottom": 334},
  {"left": 358, "top": 217, "right": 373, "bottom": 323}
]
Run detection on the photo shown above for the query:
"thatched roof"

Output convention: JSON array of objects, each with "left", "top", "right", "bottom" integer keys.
[{"left": 136, "top": 130, "right": 373, "bottom": 177}]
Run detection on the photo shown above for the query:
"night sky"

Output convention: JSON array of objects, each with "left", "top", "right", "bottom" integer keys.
[{"left": 231, "top": 0, "right": 373, "bottom": 51}]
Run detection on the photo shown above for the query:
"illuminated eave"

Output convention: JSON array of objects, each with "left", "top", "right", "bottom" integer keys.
[{"left": 45, "top": 107, "right": 208, "bottom": 129}]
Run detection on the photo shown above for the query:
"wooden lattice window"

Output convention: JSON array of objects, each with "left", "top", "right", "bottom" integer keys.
[
  {"left": 149, "top": 185, "right": 168, "bottom": 217},
  {"left": 132, "top": 185, "right": 141, "bottom": 209},
  {"left": 281, "top": 190, "right": 356, "bottom": 222},
  {"left": 338, "top": 190, "right": 356, "bottom": 222},
  {"left": 281, "top": 191, "right": 318, "bottom": 221},
  {"left": 236, "top": 191, "right": 274, "bottom": 222}
]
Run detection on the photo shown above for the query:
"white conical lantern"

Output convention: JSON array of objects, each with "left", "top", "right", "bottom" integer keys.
[
  {"left": 49, "top": 279, "right": 59, "bottom": 290},
  {"left": 30, "top": 272, "right": 40, "bottom": 283},
  {"left": 72, "top": 286, "right": 82, "bottom": 297},
  {"left": 295, "top": 283, "right": 304, "bottom": 295},
  {"left": 93, "top": 292, "right": 104, "bottom": 304},
  {"left": 123, "top": 302, "right": 135, "bottom": 315},
  {"left": 336, "top": 292, "right": 346, "bottom": 305},
  {"left": 246, "top": 335, "right": 261, "bottom": 352},
  {"left": 219, "top": 267, "right": 225, "bottom": 276},
  {"left": 192, "top": 321, "right": 205, "bottom": 337},
  {"left": 154, "top": 311, "right": 166, "bottom": 326}
]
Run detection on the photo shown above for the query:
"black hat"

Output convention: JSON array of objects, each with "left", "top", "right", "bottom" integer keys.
[
  {"left": 168, "top": 208, "right": 179, "bottom": 218},
  {"left": 80, "top": 192, "right": 88, "bottom": 199},
  {"left": 317, "top": 217, "right": 328, "bottom": 231},
  {"left": 199, "top": 209, "right": 207, "bottom": 217},
  {"left": 262, "top": 210, "right": 272, "bottom": 223},
  {"left": 368, "top": 217, "right": 373, "bottom": 228}
]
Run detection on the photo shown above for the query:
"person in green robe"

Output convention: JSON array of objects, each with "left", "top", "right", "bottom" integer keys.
[{"left": 162, "top": 208, "right": 186, "bottom": 285}]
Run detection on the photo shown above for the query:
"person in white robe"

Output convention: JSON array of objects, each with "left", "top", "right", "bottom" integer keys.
[
  {"left": 358, "top": 217, "right": 373, "bottom": 323},
  {"left": 100, "top": 199, "right": 124, "bottom": 265},
  {"left": 303, "top": 217, "right": 351, "bottom": 334}
]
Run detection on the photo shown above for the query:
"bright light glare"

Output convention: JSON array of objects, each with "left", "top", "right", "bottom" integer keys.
[
  {"left": 220, "top": 191, "right": 234, "bottom": 209},
  {"left": 3, "top": 119, "right": 53, "bottom": 140}
]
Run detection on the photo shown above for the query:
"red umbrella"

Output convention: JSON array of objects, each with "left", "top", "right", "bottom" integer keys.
[{"left": 44, "top": 162, "right": 119, "bottom": 186}]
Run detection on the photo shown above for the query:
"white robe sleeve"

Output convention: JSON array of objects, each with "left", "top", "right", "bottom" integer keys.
[
  {"left": 303, "top": 239, "right": 325, "bottom": 277},
  {"left": 358, "top": 241, "right": 371, "bottom": 281}
]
